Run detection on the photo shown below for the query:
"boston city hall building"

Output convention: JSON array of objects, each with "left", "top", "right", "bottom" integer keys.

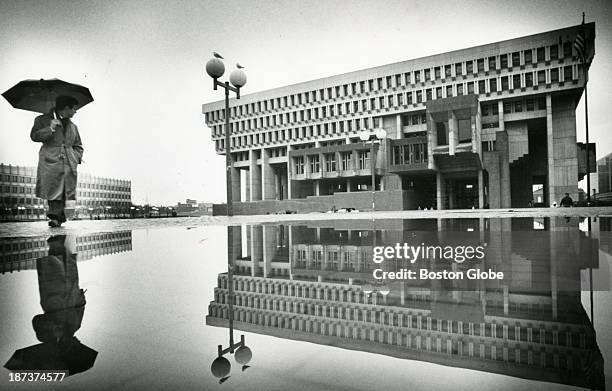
[{"left": 203, "top": 23, "right": 595, "bottom": 215}]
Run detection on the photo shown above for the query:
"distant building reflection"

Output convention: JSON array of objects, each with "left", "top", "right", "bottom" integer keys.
[
  {"left": 0, "top": 231, "right": 133, "bottom": 274},
  {"left": 207, "top": 218, "right": 606, "bottom": 390},
  {"left": 4, "top": 235, "right": 98, "bottom": 375}
]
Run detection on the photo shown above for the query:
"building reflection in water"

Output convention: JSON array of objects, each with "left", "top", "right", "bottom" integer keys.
[
  {"left": 3, "top": 231, "right": 133, "bottom": 376},
  {"left": 207, "top": 218, "right": 608, "bottom": 390},
  {"left": 0, "top": 231, "right": 133, "bottom": 274}
]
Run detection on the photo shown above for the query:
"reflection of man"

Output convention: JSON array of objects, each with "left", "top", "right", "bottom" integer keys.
[
  {"left": 31, "top": 96, "right": 84, "bottom": 227},
  {"left": 4, "top": 235, "right": 97, "bottom": 375},
  {"left": 560, "top": 193, "right": 574, "bottom": 207}
]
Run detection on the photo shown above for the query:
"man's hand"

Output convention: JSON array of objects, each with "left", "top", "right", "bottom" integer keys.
[{"left": 50, "top": 119, "right": 61, "bottom": 132}]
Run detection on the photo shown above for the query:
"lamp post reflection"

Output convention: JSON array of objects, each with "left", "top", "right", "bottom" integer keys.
[{"left": 210, "top": 225, "right": 253, "bottom": 383}]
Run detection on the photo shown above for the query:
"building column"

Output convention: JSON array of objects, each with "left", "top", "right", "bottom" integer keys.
[
  {"left": 436, "top": 172, "right": 445, "bottom": 210},
  {"left": 262, "top": 148, "right": 275, "bottom": 200},
  {"left": 231, "top": 162, "right": 241, "bottom": 203},
  {"left": 396, "top": 114, "right": 402, "bottom": 139},
  {"left": 346, "top": 178, "right": 352, "bottom": 192},
  {"left": 498, "top": 101, "right": 511, "bottom": 208},
  {"left": 478, "top": 169, "right": 484, "bottom": 208},
  {"left": 448, "top": 111, "right": 457, "bottom": 156},
  {"left": 315, "top": 181, "right": 320, "bottom": 196},
  {"left": 546, "top": 94, "right": 555, "bottom": 207},
  {"left": 249, "top": 150, "right": 262, "bottom": 201},
  {"left": 245, "top": 169, "right": 250, "bottom": 201},
  {"left": 287, "top": 145, "right": 293, "bottom": 200},
  {"left": 427, "top": 113, "right": 436, "bottom": 170}
]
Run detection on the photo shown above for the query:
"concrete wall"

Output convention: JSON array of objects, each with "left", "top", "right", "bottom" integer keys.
[
  {"left": 549, "top": 95, "right": 579, "bottom": 204},
  {"left": 213, "top": 190, "right": 411, "bottom": 215}
]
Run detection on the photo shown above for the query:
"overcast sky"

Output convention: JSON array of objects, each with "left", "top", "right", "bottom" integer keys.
[{"left": 1, "top": 0, "right": 611, "bottom": 205}]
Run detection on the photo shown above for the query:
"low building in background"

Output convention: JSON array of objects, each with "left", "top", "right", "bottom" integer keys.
[{"left": 0, "top": 163, "right": 132, "bottom": 221}]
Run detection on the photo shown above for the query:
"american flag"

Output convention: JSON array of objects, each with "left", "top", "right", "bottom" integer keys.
[{"left": 574, "top": 13, "right": 587, "bottom": 63}]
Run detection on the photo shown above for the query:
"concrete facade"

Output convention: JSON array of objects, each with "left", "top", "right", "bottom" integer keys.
[{"left": 203, "top": 24, "right": 596, "bottom": 215}]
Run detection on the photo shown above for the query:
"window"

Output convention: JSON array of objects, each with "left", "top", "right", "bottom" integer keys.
[
  {"left": 426, "top": 89, "right": 432, "bottom": 101},
  {"left": 295, "top": 156, "right": 304, "bottom": 174},
  {"left": 407, "top": 92, "right": 413, "bottom": 104},
  {"left": 526, "top": 99, "right": 534, "bottom": 111},
  {"left": 458, "top": 119, "right": 471, "bottom": 142},
  {"left": 501, "top": 76, "right": 509, "bottom": 91},
  {"left": 537, "top": 47, "right": 545, "bottom": 62},
  {"left": 358, "top": 150, "right": 370, "bottom": 169},
  {"left": 524, "top": 49, "right": 532, "bottom": 64},
  {"left": 482, "top": 104, "right": 489, "bottom": 116},
  {"left": 550, "top": 44, "right": 558, "bottom": 60},
  {"left": 455, "top": 62, "right": 463, "bottom": 75},
  {"left": 551, "top": 68, "right": 559, "bottom": 83},
  {"left": 515, "top": 101, "right": 522, "bottom": 112},
  {"left": 436, "top": 122, "right": 448, "bottom": 145},
  {"left": 446, "top": 85, "right": 452, "bottom": 97},
  {"left": 436, "top": 87, "right": 442, "bottom": 99},
  {"left": 424, "top": 69, "right": 431, "bottom": 81},
  {"left": 309, "top": 155, "right": 320, "bottom": 173},
  {"left": 395, "top": 74, "right": 402, "bottom": 86},
  {"left": 477, "top": 58, "right": 485, "bottom": 72},
  {"left": 564, "top": 65, "right": 573, "bottom": 81},
  {"left": 504, "top": 102, "right": 512, "bottom": 114},
  {"left": 513, "top": 74, "right": 521, "bottom": 89},
  {"left": 478, "top": 80, "right": 486, "bottom": 93},
  {"left": 416, "top": 90, "right": 422, "bottom": 103},
  {"left": 405, "top": 72, "right": 411, "bottom": 84},
  {"left": 325, "top": 153, "right": 336, "bottom": 172},
  {"left": 466, "top": 61, "right": 473, "bottom": 74},
  {"left": 537, "top": 70, "right": 546, "bottom": 84},
  {"left": 341, "top": 152, "right": 351, "bottom": 171},
  {"left": 415, "top": 71, "right": 421, "bottom": 83},
  {"left": 525, "top": 72, "right": 533, "bottom": 87},
  {"left": 500, "top": 55, "right": 508, "bottom": 69},
  {"left": 434, "top": 67, "right": 441, "bottom": 79},
  {"left": 445, "top": 65, "right": 451, "bottom": 78},
  {"left": 512, "top": 52, "right": 520, "bottom": 67},
  {"left": 457, "top": 84, "right": 464, "bottom": 96},
  {"left": 488, "top": 56, "right": 496, "bottom": 70},
  {"left": 467, "top": 81, "right": 474, "bottom": 94},
  {"left": 397, "top": 93, "right": 403, "bottom": 105}
]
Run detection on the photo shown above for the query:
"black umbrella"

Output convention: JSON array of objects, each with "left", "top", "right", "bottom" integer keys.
[{"left": 2, "top": 78, "right": 94, "bottom": 114}]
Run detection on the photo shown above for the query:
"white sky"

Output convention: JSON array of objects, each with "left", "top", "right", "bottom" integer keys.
[{"left": 1, "top": 0, "right": 611, "bottom": 205}]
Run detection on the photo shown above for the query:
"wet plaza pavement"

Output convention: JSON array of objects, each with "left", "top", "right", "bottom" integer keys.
[{"left": 1, "top": 214, "right": 612, "bottom": 390}]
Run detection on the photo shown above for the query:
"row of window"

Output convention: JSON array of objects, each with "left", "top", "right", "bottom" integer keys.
[
  {"left": 207, "top": 40, "right": 578, "bottom": 124},
  {"left": 0, "top": 174, "right": 130, "bottom": 191},
  {"left": 481, "top": 97, "right": 548, "bottom": 117},
  {"left": 293, "top": 151, "right": 372, "bottom": 175},
  {"left": 212, "top": 66, "right": 578, "bottom": 149},
  {"left": 392, "top": 144, "right": 428, "bottom": 165}
]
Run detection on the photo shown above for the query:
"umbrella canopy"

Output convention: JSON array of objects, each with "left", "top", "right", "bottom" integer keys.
[{"left": 2, "top": 78, "right": 93, "bottom": 114}]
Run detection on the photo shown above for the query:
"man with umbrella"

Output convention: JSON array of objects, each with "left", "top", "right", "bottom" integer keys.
[
  {"left": 30, "top": 95, "right": 84, "bottom": 227},
  {"left": 3, "top": 78, "right": 92, "bottom": 227}
]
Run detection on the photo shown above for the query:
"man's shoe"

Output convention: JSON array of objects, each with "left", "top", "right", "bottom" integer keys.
[{"left": 48, "top": 219, "right": 61, "bottom": 228}]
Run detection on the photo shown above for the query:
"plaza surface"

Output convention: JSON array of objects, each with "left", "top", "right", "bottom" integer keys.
[{"left": 1, "top": 207, "right": 612, "bottom": 237}]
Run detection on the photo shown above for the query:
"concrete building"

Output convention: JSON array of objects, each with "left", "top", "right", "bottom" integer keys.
[
  {"left": 0, "top": 163, "right": 132, "bottom": 220},
  {"left": 207, "top": 219, "right": 604, "bottom": 389},
  {"left": 203, "top": 23, "right": 596, "bottom": 215}
]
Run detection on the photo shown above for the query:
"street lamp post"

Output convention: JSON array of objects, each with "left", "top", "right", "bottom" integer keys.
[
  {"left": 206, "top": 53, "right": 247, "bottom": 217},
  {"left": 359, "top": 128, "right": 387, "bottom": 211}
]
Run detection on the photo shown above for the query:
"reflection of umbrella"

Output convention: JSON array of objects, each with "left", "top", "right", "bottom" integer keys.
[
  {"left": 5, "top": 338, "right": 97, "bottom": 376},
  {"left": 2, "top": 78, "right": 93, "bottom": 114}
]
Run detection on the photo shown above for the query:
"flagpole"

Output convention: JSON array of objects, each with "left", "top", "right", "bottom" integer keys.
[{"left": 581, "top": 12, "right": 592, "bottom": 205}]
